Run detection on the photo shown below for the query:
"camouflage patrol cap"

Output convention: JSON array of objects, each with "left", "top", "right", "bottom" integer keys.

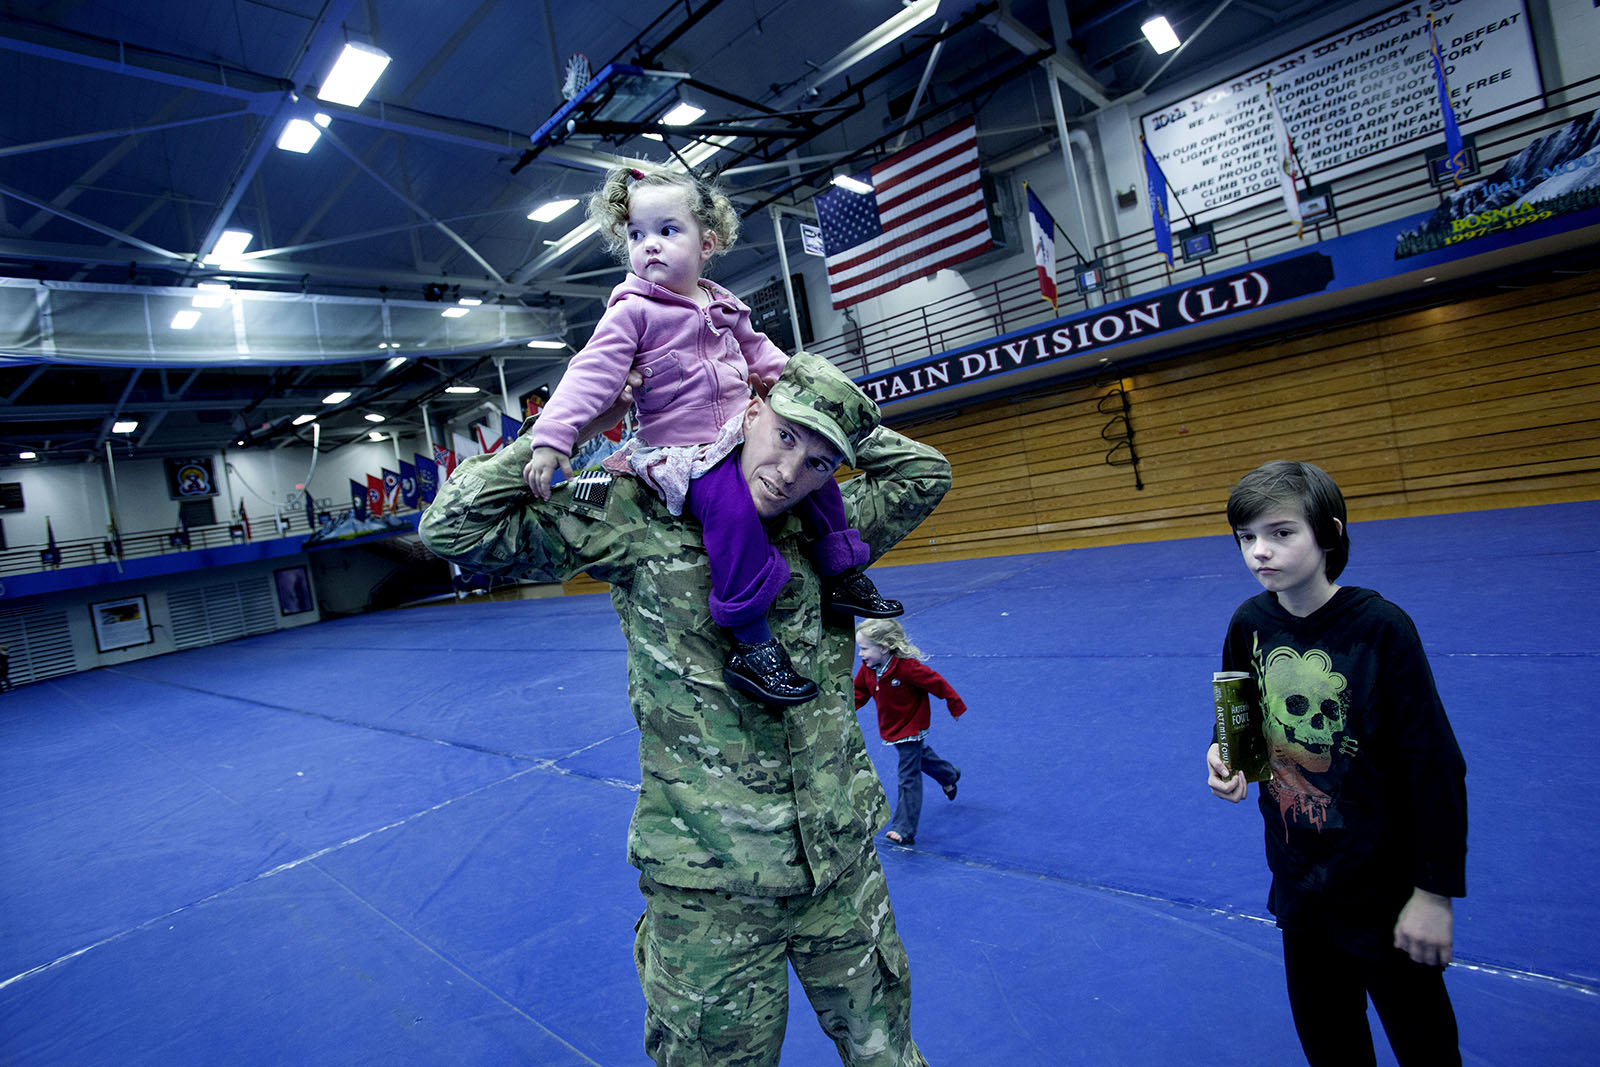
[{"left": 766, "top": 350, "right": 879, "bottom": 466}]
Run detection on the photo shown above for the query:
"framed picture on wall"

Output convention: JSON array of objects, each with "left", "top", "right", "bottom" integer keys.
[
  {"left": 275, "top": 566, "right": 314, "bottom": 616},
  {"left": 91, "top": 595, "right": 152, "bottom": 652}
]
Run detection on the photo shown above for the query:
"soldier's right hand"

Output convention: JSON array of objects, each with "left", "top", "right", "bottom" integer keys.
[{"left": 524, "top": 446, "right": 573, "bottom": 500}]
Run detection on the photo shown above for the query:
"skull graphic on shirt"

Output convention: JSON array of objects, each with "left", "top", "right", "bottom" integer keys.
[{"left": 1257, "top": 643, "right": 1358, "bottom": 831}]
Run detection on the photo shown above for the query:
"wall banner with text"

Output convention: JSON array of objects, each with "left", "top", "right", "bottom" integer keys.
[
  {"left": 858, "top": 254, "right": 1335, "bottom": 405},
  {"left": 1140, "top": 0, "right": 1538, "bottom": 221}
]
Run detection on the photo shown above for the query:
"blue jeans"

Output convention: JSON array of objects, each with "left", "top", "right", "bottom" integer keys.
[{"left": 888, "top": 739, "right": 958, "bottom": 843}]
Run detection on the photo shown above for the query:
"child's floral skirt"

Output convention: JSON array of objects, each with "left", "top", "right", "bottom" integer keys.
[{"left": 601, "top": 412, "right": 745, "bottom": 516}]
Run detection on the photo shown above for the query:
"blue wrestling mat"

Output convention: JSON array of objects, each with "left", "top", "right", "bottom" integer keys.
[{"left": 3, "top": 501, "right": 1597, "bottom": 1064}]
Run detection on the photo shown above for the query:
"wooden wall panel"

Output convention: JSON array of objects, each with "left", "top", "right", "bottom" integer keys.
[
  {"left": 879, "top": 270, "right": 1600, "bottom": 567},
  {"left": 562, "top": 271, "right": 1600, "bottom": 593}
]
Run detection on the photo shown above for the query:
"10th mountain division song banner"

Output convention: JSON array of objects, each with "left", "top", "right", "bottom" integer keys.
[{"left": 1141, "top": 0, "right": 1538, "bottom": 219}]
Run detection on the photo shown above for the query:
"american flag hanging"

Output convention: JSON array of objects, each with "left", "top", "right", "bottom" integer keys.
[{"left": 815, "top": 119, "right": 993, "bottom": 309}]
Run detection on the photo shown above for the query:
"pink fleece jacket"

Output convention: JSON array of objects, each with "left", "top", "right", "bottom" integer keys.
[{"left": 529, "top": 275, "right": 789, "bottom": 455}]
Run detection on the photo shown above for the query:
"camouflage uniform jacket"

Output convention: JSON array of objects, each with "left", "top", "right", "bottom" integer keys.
[{"left": 418, "top": 426, "right": 951, "bottom": 897}]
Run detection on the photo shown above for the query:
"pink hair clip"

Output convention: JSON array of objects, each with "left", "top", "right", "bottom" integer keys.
[{"left": 629, "top": 167, "right": 646, "bottom": 180}]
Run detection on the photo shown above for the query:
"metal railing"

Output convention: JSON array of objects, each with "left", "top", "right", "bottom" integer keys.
[
  {"left": 812, "top": 74, "right": 1600, "bottom": 381},
  {"left": 1, "top": 500, "right": 420, "bottom": 580}
]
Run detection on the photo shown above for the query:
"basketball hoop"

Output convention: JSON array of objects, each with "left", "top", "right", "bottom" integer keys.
[{"left": 562, "top": 54, "right": 592, "bottom": 101}]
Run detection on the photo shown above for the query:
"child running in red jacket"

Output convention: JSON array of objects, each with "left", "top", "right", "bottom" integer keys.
[{"left": 854, "top": 619, "right": 967, "bottom": 846}]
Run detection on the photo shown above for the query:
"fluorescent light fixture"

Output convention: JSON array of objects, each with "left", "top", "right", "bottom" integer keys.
[
  {"left": 441, "top": 306, "right": 470, "bottom": 318},
  {"left": 19, "top": 451, "right": 36, "bottom": 460},
  {"left": 170, "top": 309, "right": 202, "bottom": 329},
  {"left": 679, "top": 138, "right": 730, "bottom": 167},
  {"left": 661, "top": 101, "right": 705, "bottom": 126},
  {"left": 641, "top": 132, "right": 664, "bottom": 141},
  {"left": 276, "top": 117, "right": 322, "bottom": 153},
  {"left": 322, "top": 391, "right": 352, "bottom": 404},
  {"left": 382, "top": 356, "right": 407, "bottom": 372},
  {"left": 316, "top": 41, "right": 391, "bottom": 107},
  {"left": 364, "top": 412, "right": 386, "bottom": 422},
  {"left": 206, "top": 228, "right": 253, "bottom": 264},
  {"left": 313, "top": 112, "right": 331, "bottom": 127},
  {"left": 192, "top": 282, "right": 231, "bottom": 308},
  {"left": 528, "top": 198, "right": 579, "bottom": 223},
  {"left": 292, "top": 414, "right": 317, "bottom": 426},
  {"left": 831, "top": 174, "right": 873, "bottom": 194},
  {"left": 525, "top": 340, "right": 566, "bottom": 349},
  {"left": 445, "top": 385, "right": 479, "bottom": 394},
  {"left": 368, "top": 430, "right": 386, "bottom": 441},
  {"left": 112, "top": 420, "right": 138, "bottom": 434},
  {"left": 456, "top": 297, "right": 483, "bottom": 306},
  {"left": 1141, "top": 16, "right": 1181, "bottom": 54}
]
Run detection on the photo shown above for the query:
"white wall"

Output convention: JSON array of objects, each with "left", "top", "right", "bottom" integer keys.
[
  {"left": 0, "top": 428, "right": 457, "bottom": 547},
  {"left": 1540, "top": 0, "right": 1600, "bottom": 85}
]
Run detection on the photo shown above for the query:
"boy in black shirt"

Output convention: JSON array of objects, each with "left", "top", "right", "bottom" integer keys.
[{"left": 1206, "top": 460, "right": 1467, "bottom": 1067}]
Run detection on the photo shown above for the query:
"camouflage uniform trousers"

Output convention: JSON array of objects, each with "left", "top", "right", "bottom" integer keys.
[{"left": 634, "top": 849, "right": 927, "bottom": 1067}]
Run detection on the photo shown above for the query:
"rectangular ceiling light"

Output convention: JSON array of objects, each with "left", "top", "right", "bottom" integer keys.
[
  {"left": 831, "top": 174, "right": 874, "bottom": 194},
  {"left": 322, "top": 391, "right": 352, "bottom": 404},
  {"left": 441, "top": 306, "right": 470, "bottom": 318},
  {"left": 317, "top": 41, "right": 392, "bottom": 107},
  {"left": 206, "top": 229, "right": 253, "bottom": 264},
  {"left": 445, "top": 385, "right": 479, "bottom": 394},
  {"left": 661, "top": 101, "right": 705, "bottom": 126},
  {"left": 364, "top": 412, "right": 386, "bottom": 422},
  {"left": 456, "top": 297, "right": 483, "bottom": 306},
  {"left": 1141, "top": 16, "right": 1181, "bottom": 54},
  {"left": 112, "top": 420, "right": 138, "bottom": 433},
  {"left": 292, "top": 414, "right": 317, "bottom": 425},
  {"left": 276, "top": 117, "right": 322, "bottom": 153},
  {"left": 525, "top": 340, "right": 566, "bottom": 349},
  {"left": 528, "top": 198, "right": 579, "bottom": 222},
  {"left": 170, "top": 309, "right": 202, "bottom": 329}
]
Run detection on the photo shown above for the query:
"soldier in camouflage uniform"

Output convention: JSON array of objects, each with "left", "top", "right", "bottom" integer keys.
[{"left": 420, "top": 351, "right": 949, "bottom": 1066}]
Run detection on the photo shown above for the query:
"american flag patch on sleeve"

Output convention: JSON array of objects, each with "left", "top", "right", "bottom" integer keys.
[{"left": 564, "top": 468, "right": 612, "bottom": 509}]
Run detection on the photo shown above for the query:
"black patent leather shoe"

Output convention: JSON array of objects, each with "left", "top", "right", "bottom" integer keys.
[
  {"left": 824, "top": 569, "right": 903, "bottom": 618},
  {"left": 723, "top": 639, "right": 818, "bottom": 707}
]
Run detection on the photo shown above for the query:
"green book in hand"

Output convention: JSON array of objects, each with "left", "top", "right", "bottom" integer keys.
[{"left": 1212, "top": 671, "right": 1272, "bottom": 784}]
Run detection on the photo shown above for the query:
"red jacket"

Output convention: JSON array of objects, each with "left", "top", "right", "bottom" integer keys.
[{"left": 853, "top": 656, "right": 966, "bottom": 742}]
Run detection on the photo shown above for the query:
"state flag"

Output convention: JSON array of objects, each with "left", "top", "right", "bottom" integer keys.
[
  {"left": 433, "top": 444, "right": 458, "bottom": 477},
  {"left": 399, "top": 460, "right": 419, "bottom": 509},
  {"left": 1024, "top": 182, "right": 1058, "bottom": 312},
  {"left": 1143, "top": 137, "right": 1173, "bottom": 265},
  {"left": 414, "top": 453, "right": 439, "bottom": 504}
]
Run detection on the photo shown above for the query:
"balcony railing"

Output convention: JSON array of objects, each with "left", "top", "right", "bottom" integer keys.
[
  {"left": 0, "top": 500, "right": 419, "bottom": 581},
  {"left": 813, "top": 74, "right": 1600, "bottom": 381}
]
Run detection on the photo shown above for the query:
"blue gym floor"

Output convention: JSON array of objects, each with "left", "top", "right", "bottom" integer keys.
[{"left": 3, "top": 501, "right": 1597, "bottom": 1065}]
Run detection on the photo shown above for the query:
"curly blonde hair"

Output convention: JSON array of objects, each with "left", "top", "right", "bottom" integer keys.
[
  {"left": 587, "top": 164, "right": 741, "bottom": 267},
  {"left": 856, "top": 619, "right": 924, "bottom": 661}
]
